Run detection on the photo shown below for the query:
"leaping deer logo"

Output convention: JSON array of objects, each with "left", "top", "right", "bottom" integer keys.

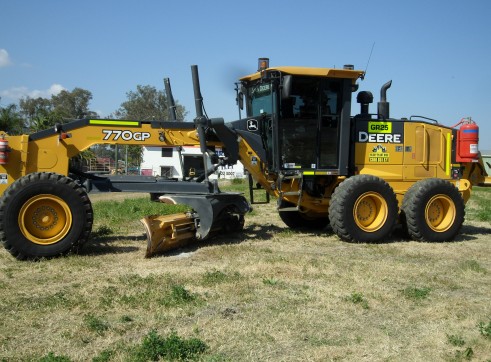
[{"left": 247, "top": 119, "right": 258, "bottom": 131}]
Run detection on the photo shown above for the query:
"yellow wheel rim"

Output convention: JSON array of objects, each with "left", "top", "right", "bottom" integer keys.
[
  {"left": 19, "top": 194, "right": 72, "bottom": 245},
  {"left": 353, "top": 192, "right": 388, "bottom": 232},
  {"left": 425, "top": 194, "right": 455, "bottom": 232}
]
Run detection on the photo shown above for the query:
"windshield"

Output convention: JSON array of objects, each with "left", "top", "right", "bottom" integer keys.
[{"left": 247, "top": 82, "right": 273, "bottom": 116}]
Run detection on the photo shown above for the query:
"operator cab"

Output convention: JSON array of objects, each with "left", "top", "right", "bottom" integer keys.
[{"left": 237, "top": 58, "right": 364, "bottom": 176}]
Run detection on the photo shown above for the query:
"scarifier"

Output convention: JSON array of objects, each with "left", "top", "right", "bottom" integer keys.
[{"left": 0, "top": 59, "right": 489, "bottom": 260}]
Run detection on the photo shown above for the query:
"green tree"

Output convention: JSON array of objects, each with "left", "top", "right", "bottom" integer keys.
[
  {"left": 91, "top": 144, "right": 115, "bottom": 159},
  {"left": 51, "top": 88, "right": 97, "bottom": 120},
  {"left": 115, "top": 84, "right": 186, "bottom": 121},
  {"left": 29, "top": 115, "right": 52, "bottom": 132},
  {"left": 19, "top": 97, "right": 53, "bottom": 131},
  {"left": 0, "top": 102, "right": 25, "bottom": 135},
  {"left": 114, "top": 84, "right": 187, "bottom": 172},
  {"left": 19, "top": 97, "right": 51, "bottom": 121},
  {"left": 19, "top": 88, "right": 97, "bottom": 132}
]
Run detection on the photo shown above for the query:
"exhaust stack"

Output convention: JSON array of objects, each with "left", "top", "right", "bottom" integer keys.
[
  {"left": 164, "top": 78, "right": 178, "bottom": 121},
  {"left": 378, "top": 80, "right": 392, "bottom": 120},
  {"left": 191, "top": 65, "right": 212, "bottom": 181}
]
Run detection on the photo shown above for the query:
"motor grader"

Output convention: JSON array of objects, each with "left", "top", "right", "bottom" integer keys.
[{"left": 0, "top": 59, "right": 489, "bottom": 260}]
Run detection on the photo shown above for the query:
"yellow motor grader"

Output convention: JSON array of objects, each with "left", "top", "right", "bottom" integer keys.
[{"left": 0, "top": 59, "right": 489, "bottom": 260}]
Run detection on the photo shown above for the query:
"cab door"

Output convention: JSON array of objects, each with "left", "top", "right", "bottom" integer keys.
[{"left": 278, "top": 77, "right": 344, "bottom": 172}]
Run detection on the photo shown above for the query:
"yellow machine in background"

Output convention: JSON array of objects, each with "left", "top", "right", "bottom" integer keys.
[{"left": 0, "top": 59, "right": 489, "bottom": 260}]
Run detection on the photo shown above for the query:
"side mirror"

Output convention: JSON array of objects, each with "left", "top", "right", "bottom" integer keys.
[{"left": 281, "top": 75, "right": 292, "bottom": 100}]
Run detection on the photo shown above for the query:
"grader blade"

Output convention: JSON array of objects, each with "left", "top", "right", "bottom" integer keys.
[
  {"left": 141, "top": 213, "right": 197, "bottom": 257},
  {"left": 141, "top": 193, "right": 250, "bottom": 257}
]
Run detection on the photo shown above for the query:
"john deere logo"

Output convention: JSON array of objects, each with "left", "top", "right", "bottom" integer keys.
[{"left": 247, "top": 119, "right": 258, "bottom": 131}]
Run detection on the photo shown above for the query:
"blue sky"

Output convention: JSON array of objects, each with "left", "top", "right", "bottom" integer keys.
[{"left": 2, "top": 0, "right": 491, "bottom": 150}]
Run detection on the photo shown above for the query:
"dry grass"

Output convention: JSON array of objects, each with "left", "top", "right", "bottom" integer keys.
[{"left": 0, "top": 188, "right": 490, "bottom": 361}]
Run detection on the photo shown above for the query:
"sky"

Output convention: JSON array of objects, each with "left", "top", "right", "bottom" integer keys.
[{"left": 1, "top": 0, "right": 491, "bottom": 150}]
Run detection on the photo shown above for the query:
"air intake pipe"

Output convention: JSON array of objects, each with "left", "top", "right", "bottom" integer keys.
[
  {"left": 377, "top": 80, "right": 392, "bottom": 120},
  {"left": 357, "top": 91, "right": 373, "bottom": 116}
]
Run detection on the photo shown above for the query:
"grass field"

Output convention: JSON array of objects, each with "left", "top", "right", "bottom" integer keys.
[{"left": 0, "top": 183, "right": 490, "bottom": 361}]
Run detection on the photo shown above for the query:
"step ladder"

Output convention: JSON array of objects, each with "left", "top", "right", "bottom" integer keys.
[
  {"left": 277, "top": 172, "right": 303, "bottom": 211},
  {"left": 247, "top": 173, "right": 270, "bottom": 205}
]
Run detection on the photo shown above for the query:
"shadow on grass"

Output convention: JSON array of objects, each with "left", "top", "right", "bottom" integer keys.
[
  {"left": 458, "top": 224, "right": 491, "bottom": 241},
  {"left": 81, "top": 234, "right": 145, "bottom": 255},
  {"left": 80, "top": 222, "right": 288, "bottom": 257},
  {"left": 155, "top": 222, "right": 290, "bottom": 258},
  {"left": 79, "top": 221, "right": 491, "bottom": 258}
]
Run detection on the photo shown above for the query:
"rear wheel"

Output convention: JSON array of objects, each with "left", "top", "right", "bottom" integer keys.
[
  {"left": 278, "top": 200, "right": 329, "bottom": 230},
  {"left": 329, "top": 175, "right": 398, "bottom": 242},
  {"left": 0, "top": 172, "right": 93, "bottom": 260},
  {"left": 401, "top": 178, "right": 464, "bottom": 242}
]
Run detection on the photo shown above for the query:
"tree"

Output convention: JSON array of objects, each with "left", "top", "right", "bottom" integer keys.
[
  {"left": 29, "top": 115, "right": 53, "bottom": 132},
  {"left": 19, "top": 88, "right": 97, "bottom": 132},
  {"left": 51, "top": 88, "right": 97, "bottom": 120},
  {"left": 114, "top": 84, "right": 187, "bottom": 172},
  {"left": 0, "top": 102, "right": 24, "bottom": 135},
  {"left": 115, "top": 84, "right": 186, "bottom": 121},
  {"left": 19, "top": 97, "right": 51, "bottom": 122},
  {"left": 19, "top": 97, "right": 53, "bottom": 131}
]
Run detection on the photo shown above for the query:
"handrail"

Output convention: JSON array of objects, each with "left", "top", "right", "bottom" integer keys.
[
  {"left": 445, "top": 133, "right": 451, "bottom": 176},
  {"left": 419, "top": 124, "right": 427, "bottom": 165}
]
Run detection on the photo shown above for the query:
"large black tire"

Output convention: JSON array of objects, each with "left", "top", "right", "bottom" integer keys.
[
  {"left": 329, "top": 175, "right": 398, "bottom": 242},
  {"left": 278, "top": 200, "right": 329, "bottom": 230},
  {"left": 401, "top": 178, "right": 464, "bottom": 242},
  {"left": 0, "top": 172, "right": 93, "bottom": 260}
]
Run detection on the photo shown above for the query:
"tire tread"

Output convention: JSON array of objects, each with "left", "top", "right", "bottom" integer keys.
[
  {"left": 0, "top": 172, "right": 93, "bottom": 260},
  {"left": 329, "top": 175, "right": 398, "bottom": 242},
  {"left": 401, "top": 178, "right": 464, "bottom": 242}
]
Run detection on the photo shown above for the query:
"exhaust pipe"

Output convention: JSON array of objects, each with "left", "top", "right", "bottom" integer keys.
[
  {"left": 191, "top": 65, "right": 212, "bottom": 181},
  {"left": 378, "top": 80, "right": 392, "bottom": 120},
  {"left": 164, "top": 78, "right": 178, "bottom": 121}
]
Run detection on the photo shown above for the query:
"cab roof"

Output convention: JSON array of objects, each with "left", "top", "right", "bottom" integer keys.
[{"left": 240, "top": 66, "right": 365, "bottom": 82}]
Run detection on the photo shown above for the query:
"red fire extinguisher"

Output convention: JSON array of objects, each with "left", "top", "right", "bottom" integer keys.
[{"left": 453, "top": 118, "right": 479, "bottom": 162}]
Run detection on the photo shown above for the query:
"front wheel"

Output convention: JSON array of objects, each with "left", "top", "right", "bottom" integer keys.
[
  {"left": 401, "top": 178, "right": 464, "bottom": 242},
  {"left": 329, "top": 175, "right": 398, "bottom": 242},
  {"left": 0, "top": 172, "right": 93, "bottom": 260}
]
